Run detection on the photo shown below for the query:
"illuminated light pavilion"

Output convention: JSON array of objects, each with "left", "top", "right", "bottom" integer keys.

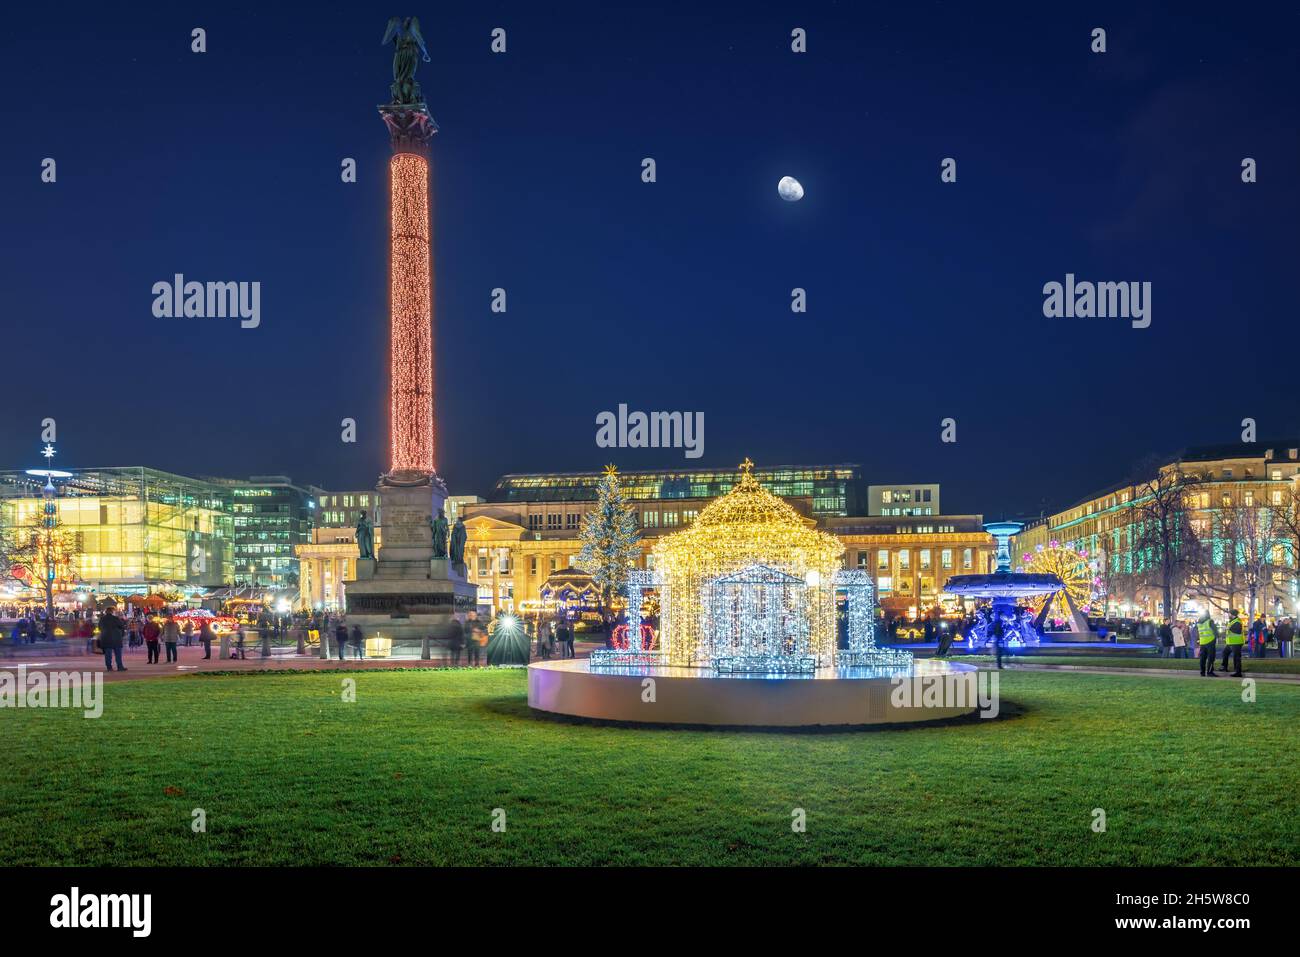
[
  {"left": 528, "top": 460, "right": 974, "bottom": 727},
  {"left": 653, "top": 458, "right": 843, "bottom": 670}
]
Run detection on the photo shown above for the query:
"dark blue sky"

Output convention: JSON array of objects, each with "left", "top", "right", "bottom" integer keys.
[{"left": 2, "top": 1, "right": 1297, "bottom": 517}]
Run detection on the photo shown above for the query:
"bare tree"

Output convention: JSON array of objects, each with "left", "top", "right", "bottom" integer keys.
[
  {"left": 1267, "top": 482, "right": 1300, "bottom": 604},
  {"left": 1184, "top": 497, "right": 1283, "bottom": 621},
  {"left": 1, "top": 520, "right": 81, "bottom": 624},
  {"left": 1127, "top": 461, "right": 1200, "bottom": 620},
  {"left": 1227, "top": 503, "right": 1284, "bottom": 621}
]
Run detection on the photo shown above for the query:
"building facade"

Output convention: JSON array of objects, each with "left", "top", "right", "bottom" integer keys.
[
  {"left": 203, "top": 475, "right": 321, "bottom": 589},
  {"left": 316, "top": 490, "right": 380, "bottom": 530},
  {"left": 822, "top": 514, "right": 994, "bottom": 616},
  {"left": 0, "top": 467, "right": 232, "bottom": 598},
  {"left": 866, "top": 484, "right": 941, "bottom": 516},
  {"left": 461, "top": 471, "right": 990, "bottom": 619},
  {"left": 296, "top": 528, "right": 363, "bottom": 612},
  {"left": 490, "top": 464, "right": 864, "bottom": 517},
  {"left": 295, "top": 489, "right": 382, "bottom": 612},
  {"left": 1013, "top": 441, "right": 1300, "bottom": 620}
]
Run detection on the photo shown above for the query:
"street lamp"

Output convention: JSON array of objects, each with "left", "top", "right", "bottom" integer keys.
[{"left": 25, "top": 444, "right": 73, "bottom": 633}]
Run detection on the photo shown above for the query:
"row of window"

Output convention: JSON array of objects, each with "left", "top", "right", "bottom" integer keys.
[
  {"left": 856, "top": 548, "right": 974, "bottom": 571},
  {"left": 880, "top": 488, "right": 934, "bottom": 504},
  {"left": 318, "top": 494, "right": 371, "bottom": 508},
  {"left": 526, "top": 509, "right": 702, "bottom": 531}
]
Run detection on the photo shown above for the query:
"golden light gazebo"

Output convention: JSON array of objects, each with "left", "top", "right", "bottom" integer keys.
[{"left": 653, "top": 459, "right": 844, "bottom": 670}]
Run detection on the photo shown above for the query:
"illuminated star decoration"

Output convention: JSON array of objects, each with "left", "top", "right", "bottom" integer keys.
[{"left": 42, "top": 444, "right": 56, "bottom": 461}]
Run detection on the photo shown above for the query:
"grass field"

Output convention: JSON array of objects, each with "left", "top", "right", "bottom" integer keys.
[
  {"left": 1, "top": 668, "right": 1296, "bottom": 866},
  {"left": 960, "top": 655, "right": 1300, "bottom": 675}
]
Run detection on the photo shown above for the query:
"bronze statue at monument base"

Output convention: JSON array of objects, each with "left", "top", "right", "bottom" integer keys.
[{"left": 344, "top": 469, "right": 477, "bottom": 653}]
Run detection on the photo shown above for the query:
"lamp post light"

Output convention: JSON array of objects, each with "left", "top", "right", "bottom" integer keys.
[{"left": 26, "top": 445, "right": 72, "bottom": 635}]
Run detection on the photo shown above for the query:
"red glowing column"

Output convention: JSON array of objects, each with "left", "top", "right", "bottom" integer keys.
[
  {"left": 388, "top": 151, "right": 434, "bottom": 474},
  {"left": 379, "top": 99, "right": 438, "bottom": 478}
]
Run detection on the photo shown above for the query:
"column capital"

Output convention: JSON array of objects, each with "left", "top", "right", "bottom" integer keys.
[{"left": 378, "top": 103, "right": 438, "bottom": 153}]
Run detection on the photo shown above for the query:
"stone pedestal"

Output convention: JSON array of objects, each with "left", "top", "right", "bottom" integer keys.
[{"left": 344, "top": 470, "right": 476, "bottom": 653}]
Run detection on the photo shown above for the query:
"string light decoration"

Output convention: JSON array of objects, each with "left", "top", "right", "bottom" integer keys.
[
  {"left": 610, "top": 623, "right": 655, "bottom": 650},
  {"left": 389, "top": 151, "right": 434, "bottom": 474},
  {"left": 1018, "top": 540, "right": 1100, "bottom": 622},
  {"left": 834, "top": 569, "right": 912, "bottom": 668},
  {"left": 590, "top": 569, "right": 665, "bottom": 669},
  {"left": 653, "top": 458, "right": 843, "bottom": 668}
]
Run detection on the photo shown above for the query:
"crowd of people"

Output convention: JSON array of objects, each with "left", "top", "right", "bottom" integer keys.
[
  {"left": 2, "top": 600, "right": 600, "bottom": 671},
  {"left": 89, "top": 606, "right": 233, "bottom": 671},
  {"left": 532, "top": 616, "right": 576, "bottom": 660}
]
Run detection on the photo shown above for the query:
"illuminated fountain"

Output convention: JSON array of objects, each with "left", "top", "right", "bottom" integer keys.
[
  {"left": 944, "top": 521, "right": 1065, "bottom": 648},
  {"left": 528, "top": 460, "right": 976, "bottom": 727}
]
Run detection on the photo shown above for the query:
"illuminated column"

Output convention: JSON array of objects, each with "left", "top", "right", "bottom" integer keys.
[{"left": 379, "top": 104, "right": 439, "bottom": 478}]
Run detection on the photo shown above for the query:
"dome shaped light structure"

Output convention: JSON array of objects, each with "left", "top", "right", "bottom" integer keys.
[{"left": 653, "top": 458, "right": 843, "bottom": 671}]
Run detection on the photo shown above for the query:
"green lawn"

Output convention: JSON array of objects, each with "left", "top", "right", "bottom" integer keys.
[
  {"left": 1, "top": 668, "right": 1296, "bottom": 866},
  {"left": 959, "top": 654, "right": 1300, "bottom": 675}
]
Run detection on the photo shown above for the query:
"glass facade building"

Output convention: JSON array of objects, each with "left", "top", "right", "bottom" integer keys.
[
  {"left": 490, "top": 464, "right": 863, "bottom": 517},
  {"left": 0, "top": 467, "right": 231, "bottom": 592},
  {"left": 0, "top": 469, "right": 322, "bottom": 594},
  {"left": 204, "top": 476, "right": 321, "bottom": 589}
]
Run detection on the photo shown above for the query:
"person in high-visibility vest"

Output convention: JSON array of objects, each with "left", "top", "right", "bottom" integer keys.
[
  {"left": 1196, "top": 612, "right": 1220, "bottom": 677},
  {"left": 1222, "top": 609, "right": 1246, "bottom": 677}
]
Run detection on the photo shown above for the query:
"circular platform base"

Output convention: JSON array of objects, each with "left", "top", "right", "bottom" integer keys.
[{"left": 527, "top": 659, "right": 982, "bottom": 728}]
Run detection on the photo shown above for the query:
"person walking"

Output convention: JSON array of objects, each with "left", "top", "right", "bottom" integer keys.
[
  {"left": 1171, "top": 618, "right": 1187, "bottom": 659},
  {"left": 199, "top": 619, "right": 214, "bottom": 660},
  {"left": 98, "top": 607, "right": 126, "bottom": 672},
  {"left": 335, "top": 622, "right": 349, "bottom": 661},
  {"left": 1248, "top": 615, "right": 1266, "bottom": 658},
  {"left": 466, "top": 611, "right": 486, "bottom": 666},
  {"left": 233, "top": 623, "right": 247, "bottom": 660},
  {"left": 537, "top": 618, "right": 552, "bottom": 660},
  {"left": 351, "top": 624, "right": 365, "bottom": 660},
  {"left": 162, "top": 616, "right": 180, "bottom": 663},
  {"left": 1222, "top": 609, "right": 1245, "bottom": 677},
  {"left": 79, "top": 617, "right": 96, "bottom": 654},
  {"left": 446, "top": 615, "right": 465, "bottom": 666},
  {"left": 1276, "top": 617, "right": 1294, "bottom": 659},
  {"left": 182, "top": 620, "right": 194, "bottom": 647},
  {"left": 143, "top": 615, "right": 162, "bottom": 664},
  {"left": 936, "top": 624, "right": 955, "bottom": 658},
  {"left": 565, "top": 620, "right": 576, "bottom": 659},
  {"left": 1158, "top": 620, "right": 1174, "bottom": 658},
  {"left": 555, "top": 618, "right": 571, "bottom": 660}
]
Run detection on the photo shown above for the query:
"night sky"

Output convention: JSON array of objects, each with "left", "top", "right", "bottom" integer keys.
[{"left": 2, "top": 2, "right": 1297, "bottom": 518}]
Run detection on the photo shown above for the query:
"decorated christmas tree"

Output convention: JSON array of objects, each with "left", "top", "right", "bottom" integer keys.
[{"left": 577, "top": 464, "right": 641, "bottom": 631}]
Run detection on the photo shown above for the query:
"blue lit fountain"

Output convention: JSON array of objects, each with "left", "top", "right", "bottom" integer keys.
[{"left": 944, "top": 521, "right": 1065, "bottom": 649}]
